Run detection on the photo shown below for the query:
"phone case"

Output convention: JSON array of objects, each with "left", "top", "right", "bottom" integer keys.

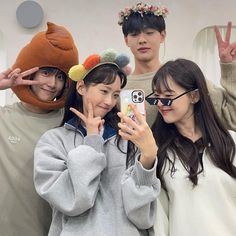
[{"left": 120, "top": 89, "right": 145, "bottom": 121}]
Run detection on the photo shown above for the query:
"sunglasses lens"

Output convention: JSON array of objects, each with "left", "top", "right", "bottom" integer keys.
[
  {"left": 146, "top": 97, "right": 157, "bottom": 105},
  {"left": 160, "top": 98, "right": 172, "bottom": 106}
]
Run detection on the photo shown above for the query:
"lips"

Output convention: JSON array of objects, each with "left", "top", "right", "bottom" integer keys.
[
  {"left": 41, "top": 88, "right": 56, "bottom": 94},
  {"left": 159, "top": 108, "right": 172, "bottom": 116},
  {"left": 138, "top": 47, "right": 150, "bottom": 53},
  {"left": 99, "top": 106, "right": 110, "bottom": 111}
]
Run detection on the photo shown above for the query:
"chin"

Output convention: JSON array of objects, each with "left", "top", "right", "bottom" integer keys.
[
  {"left": 163, "top": 117, "right": 176, "bottom": 124},
  {"left": 39, "top": 94, "right": 57, "bottom": 101}
]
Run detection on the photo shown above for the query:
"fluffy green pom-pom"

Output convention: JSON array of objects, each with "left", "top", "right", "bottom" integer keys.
[{"left": 100, "top": 48, "right": 117, "bottom": 63}]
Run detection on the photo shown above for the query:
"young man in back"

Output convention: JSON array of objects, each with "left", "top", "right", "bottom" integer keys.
[{"left": 118, "top": 2, "right": 236, "bottom": 129}]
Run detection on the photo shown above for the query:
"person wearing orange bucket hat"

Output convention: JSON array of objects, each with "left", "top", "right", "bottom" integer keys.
[
  {"left": 33, "top": 49, "right": 159, "bottom": 236},
  {"left": 0, "top": 22, "right": 78, "bottom": 236}
]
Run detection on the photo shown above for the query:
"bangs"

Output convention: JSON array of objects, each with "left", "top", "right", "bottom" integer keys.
[
  {"left": 84, "top": 64, "right": 127, "bottom": 89},
  {"left": 122, "top": 13, "right": 165, "bottom": 36},
  {"left": 153, "top": 74, "right": 172, "bottom": 93}
]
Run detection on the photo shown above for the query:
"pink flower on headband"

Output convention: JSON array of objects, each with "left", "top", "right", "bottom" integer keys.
[{"left": 118, "top": 2, "right": 169, "bottom": 26}]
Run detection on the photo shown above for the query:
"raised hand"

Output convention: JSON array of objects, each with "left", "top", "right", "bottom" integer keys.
[
  {"left": 0, "top": 67, "right": 39, "bottom": 90},
  {"left": 214, "top": 21, "right": 236, "bottom": 63},
  {"left": 70, "top": 102, "right": 104, "bottom": 135},
  {"left": 118, "top": 104, "right": 157, "bottom": 169}
]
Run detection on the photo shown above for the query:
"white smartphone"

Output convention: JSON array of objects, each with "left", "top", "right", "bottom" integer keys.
[{"left": 120, "top": 89, "right": 146, "bottom": 122}]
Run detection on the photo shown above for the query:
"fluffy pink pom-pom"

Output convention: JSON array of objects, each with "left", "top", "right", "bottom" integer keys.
[{"left": 122, "top": 64, "right": 132, "bottom": 75}]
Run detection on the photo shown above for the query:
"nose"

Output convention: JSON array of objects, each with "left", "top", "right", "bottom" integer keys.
[
  {"left": 157, "top": 99, "right": 164, "bottom": 107},
  {"left": 46, "top": 75, "right": 56, "bottom": 87},
  {"left": 104, "top": 95, "right": 113, "bottom": 106},
  {"left": 138, "top": 32, "right": 147, "bottom": 44}
]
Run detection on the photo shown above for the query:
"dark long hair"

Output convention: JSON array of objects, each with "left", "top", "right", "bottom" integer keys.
[
  {"left": 151, "top": 59, "right": 236, "bottom": 189},
  {"left": 61, "top": 63, "right": 137, "bottom": 166},
  {"left": 122, "top": 12, "right": 166, "bottom": 36}
]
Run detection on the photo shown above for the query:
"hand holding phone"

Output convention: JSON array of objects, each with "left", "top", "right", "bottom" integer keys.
[{"left": 120, "top": 89, "right": 146, "bottom": 123}]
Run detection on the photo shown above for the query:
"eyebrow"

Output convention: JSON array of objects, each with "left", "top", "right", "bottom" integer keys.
[{"left": 101, "top": 84, "right": 121, "bottom": 93}]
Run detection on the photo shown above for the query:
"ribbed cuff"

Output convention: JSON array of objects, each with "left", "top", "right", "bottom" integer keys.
[
  {"left": 220, "top": 61, "right": 236, "bottom": 81},
  {"left": 132, "top": 158, "right": 158, "bottom": 186}
]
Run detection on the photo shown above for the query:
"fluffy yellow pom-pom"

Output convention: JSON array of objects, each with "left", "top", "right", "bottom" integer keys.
[{"left": 68, "top": 64, "right": 87, "bottom": 81}]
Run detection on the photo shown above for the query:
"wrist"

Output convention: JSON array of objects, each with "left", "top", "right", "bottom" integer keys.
[{"left": 139, "top": 153, "right": 157, "bottom": 169}]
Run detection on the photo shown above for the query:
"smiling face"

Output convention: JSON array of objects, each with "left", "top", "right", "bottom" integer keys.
[
  {"left": 31, "top": 68, "right": 66, "bottom": 101},
  {"left": 77, "top": 75, "right": 122, "bottom": 118},
  {"left": 155, "top": 77, "right": 198, "bottom": 125}
]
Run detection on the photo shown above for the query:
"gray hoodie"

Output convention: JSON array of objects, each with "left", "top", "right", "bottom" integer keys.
[{"left": 34, "top": 118, "right": 160, "bottom": 236}]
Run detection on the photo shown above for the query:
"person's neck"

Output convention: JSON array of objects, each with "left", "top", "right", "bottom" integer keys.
[
  {"left": 132, "top": 58, "right": 161, "bottom": 75},
  {"left": 175, "top": 116, "right": 202, "bottom": 142},
  {"left": 21, "top": 102, "right": 52, "bottom": 114}
]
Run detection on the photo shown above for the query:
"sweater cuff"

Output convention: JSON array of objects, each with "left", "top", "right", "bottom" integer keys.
[
  {"left": 132, "top": 158, "right": 158, "bottom": 186},
  {"left": 83, "top": 134, "right": 104, "bottom": 153},
  {"left": 220, "top": 61, "right": 236, "bottom": 80}
]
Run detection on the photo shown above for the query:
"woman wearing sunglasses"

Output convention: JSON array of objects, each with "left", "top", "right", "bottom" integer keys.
[
  {"left": 119, "top": 58, "right": 236, "bottom": 236},
  {"left": 151, "top": 58, "right": 236, "bottom": 236}
]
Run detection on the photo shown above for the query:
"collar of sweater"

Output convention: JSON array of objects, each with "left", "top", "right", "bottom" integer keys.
[{"left": 65, "top": 116, "right": 117, "bottom": 141}]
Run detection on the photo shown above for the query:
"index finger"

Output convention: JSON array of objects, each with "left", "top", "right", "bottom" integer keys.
[
  {"left": 70, "top": 107, "right": 86, "bottom": 122},
  {"left": 87, "top": 101, "right": 94, "bottom": 119},
  {"left": 225, "top": 21, "right": 232, "bottom": 44},
  {"left": 214, "top": 25, "right": 223, "bottom": 45},
  {"left": 19, "top": 80, "right": 42, "bottom": 86},
  {"left": 21, "top": 67, "right": 39, "bottom": 78},
  {"left": 129, "top": 104, "right": 146, "bottom": 123}
]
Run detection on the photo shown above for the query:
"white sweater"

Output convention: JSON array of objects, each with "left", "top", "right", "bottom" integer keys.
[{"left": 154, "top": 131, "right": 236, "bottom": 236}]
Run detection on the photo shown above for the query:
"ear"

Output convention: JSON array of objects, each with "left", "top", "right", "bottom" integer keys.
[
  {"left": 160, "top": 30, "right": 166, "bottom": 43},
  {"left": 76, "top": 80, "right": 86, "bottom": 95},
  {"left": 124, "top": 36, "right": 129, "bottom": 47},
  {"left": 191, "top": 89, "right": 200, "bottom": 104}
]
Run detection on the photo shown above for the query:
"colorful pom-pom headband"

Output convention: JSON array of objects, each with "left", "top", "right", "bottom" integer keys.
[{"left": 69, "top": 48, "right": 131, "bottom": 82}]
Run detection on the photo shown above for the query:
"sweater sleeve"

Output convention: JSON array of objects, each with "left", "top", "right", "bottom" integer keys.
[
  {"left": 121, "top": 158, "right": 160, "bottom": 229},
  {"left": 207, "top": 61, "right": 236, "bottom": 131},
  {"left": 154, "top": 189, "right": 169, "bottom": 236},
  {"left": 34, "top": 131, "right": 106, "bottom": 217}
]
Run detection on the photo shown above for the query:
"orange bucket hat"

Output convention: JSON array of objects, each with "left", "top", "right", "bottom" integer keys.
[{"left": 11, "top": 22, "right": 79, "bottom": 110}]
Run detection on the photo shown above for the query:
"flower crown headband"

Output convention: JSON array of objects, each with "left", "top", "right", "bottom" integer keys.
[
  {"left": 118, "top": 2, "right": 169, "bottom": 26},
  {"left": 69, "top": 48, "right": 131, "bottom": 82}
]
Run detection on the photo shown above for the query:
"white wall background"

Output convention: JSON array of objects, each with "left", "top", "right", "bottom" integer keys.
[{"left": 0, "top": 0, "right": 236, "bottom": 105}]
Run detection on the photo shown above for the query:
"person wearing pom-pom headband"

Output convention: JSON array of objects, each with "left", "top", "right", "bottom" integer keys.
[
  {"left": 34, "top": 49, "right": 160, "bottom": 236},
  {"left": 118, "top": 2, "right": 236, "bottom": 130},
  {"left": 0, "top": 22, "right": 78, "bottom": 236}
]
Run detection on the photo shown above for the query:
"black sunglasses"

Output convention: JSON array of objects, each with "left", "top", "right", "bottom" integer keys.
[{"left": 145, "top": 89, "right": 196, "bottom": 106}]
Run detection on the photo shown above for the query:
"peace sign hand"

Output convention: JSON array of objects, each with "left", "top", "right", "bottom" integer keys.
[
  {"left": 0, "top": 67, "right": 39, "bottom": 90},
  {"left": 70, "top": 102, "right": 104, "bottom": 135},
  {"left": 214, "top": 21, "right": 236, "bottom": 63},
  {"left": 118, "top": 104, "right": 157, "bottom": 169}
]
